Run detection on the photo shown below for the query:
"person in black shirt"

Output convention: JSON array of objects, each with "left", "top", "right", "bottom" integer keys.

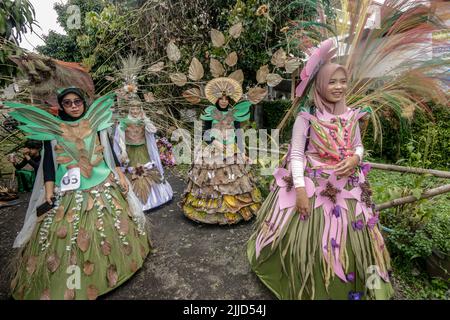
[{"left": 8, "top": 140, "right": 43, "bottom": 192}]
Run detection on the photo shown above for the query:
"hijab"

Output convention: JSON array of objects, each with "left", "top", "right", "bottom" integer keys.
[{"left": 313, "top": 63, "right": 348, "bottom": 115}]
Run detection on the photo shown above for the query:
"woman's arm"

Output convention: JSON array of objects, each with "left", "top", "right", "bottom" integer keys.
[
  {"left": 43, "top": 141, "right": 55, "bottom": 203},
  {"left": 291, "top": 115, "right": 309, "bottom": 188},
  {"left": 43, "top": 141, "right": 55, "bottom": 182},
  {"left": 353, "top": 121, "right": 364, "bottom": 163},
  {"left": 291, "top": 115, "right": 311, "bottom": 217},
  {"left": 27, "top": 155, "right": 41, "bottom": 172},
  {"left": 13, "top": 158, "right": 28, "bottom": 170}
]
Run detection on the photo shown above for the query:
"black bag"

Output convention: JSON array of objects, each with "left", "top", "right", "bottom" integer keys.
[{"left": 36, "top": 197, "right": 56, "bottom": 216}]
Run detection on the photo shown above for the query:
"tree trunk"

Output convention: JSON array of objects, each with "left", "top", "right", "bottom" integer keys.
[
  {"left": 368, "top": 162, "right": 450, "bottom": 179},
  {"left": 375, "top": 184, "right": 450, "bottom": 211}
]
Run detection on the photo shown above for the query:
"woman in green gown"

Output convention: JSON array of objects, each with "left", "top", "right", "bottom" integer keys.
[{"left": 6, "top": 87, "right": 150, "bottom": 300}]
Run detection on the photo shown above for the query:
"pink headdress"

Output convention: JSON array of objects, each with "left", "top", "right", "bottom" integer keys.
[{"left": 295, "top": 39, "right": 337, "bottom": 98}]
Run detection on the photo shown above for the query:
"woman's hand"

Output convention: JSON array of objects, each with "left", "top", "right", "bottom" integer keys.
[
  {"left": 44, "top": 181, "right": 55, "bottom": 204},
  {"left": 116, "top": 168, "right": 129, "bottom": 194},
  {"left": 334, "top": 155, "right": 360, "bottom": 177},
  {"left": 296, "top": 187, "right": 310, "bottom": 219}
]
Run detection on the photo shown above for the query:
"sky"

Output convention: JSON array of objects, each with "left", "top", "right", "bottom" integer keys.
[{"left": 19, "top": 0, "right": 67, "bottom": 51}]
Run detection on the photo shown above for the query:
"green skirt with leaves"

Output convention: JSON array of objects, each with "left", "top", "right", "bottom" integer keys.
[
  {"left": 247, "top": 187, "right": 394, "bottom": 300},
  {"left": 10, "top": 175, "right": 151, "bottom": 300}
]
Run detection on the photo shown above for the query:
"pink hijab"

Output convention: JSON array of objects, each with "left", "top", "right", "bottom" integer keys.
[{"left": 313, "top": 63, "right": 348, "bottom": 115}]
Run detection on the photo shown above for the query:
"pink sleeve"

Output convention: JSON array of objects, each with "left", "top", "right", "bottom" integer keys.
[
  {"left": 290, "top": 115, "right": 309, "bottom": 188},
  {"left": 353, "top": 121, "right": 364, "bottom": 162}
]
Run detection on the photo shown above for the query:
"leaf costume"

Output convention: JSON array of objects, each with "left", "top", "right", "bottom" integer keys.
[
  {"left": 181, "top": 96, "right": 262, "bottom": 225},
  {"left": 114, "top": 112, "right": 173, "bottom": 211},
  {"left": 5, "top": 92, "right": 150, "bottom": 300}
]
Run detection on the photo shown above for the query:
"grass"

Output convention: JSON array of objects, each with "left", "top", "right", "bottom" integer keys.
[{"left": 367, "top": 169, "right": 450, "bottom": 300}]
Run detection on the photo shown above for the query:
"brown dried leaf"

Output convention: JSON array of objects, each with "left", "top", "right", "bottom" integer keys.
[
  {"left": 229, "top": 22, "right": 243, "bottom": 39},
  {"left": 169, "top": 73, "right": 187, "bottom": 87},
  {"left": 105, "top": 76, "right": 115, "bottom": 81},
  {"left": 256, "top": 65, "right": 270, "bottom": 84},
  {"left": 54, "top": 144, "right": 64, "bottom": 154},
  {"left": 144, "top": 92, "right": 156, "bottom": 103},
  {"left": 123, "top": 243, "right": 132, "bottom": 256},
  {"left": 83, "top": 260, "right": 95, "bottom": 276},
  {"left": 182, "top": 87, "right": 202, "bottom": 104},
  {"left": 70, "top": 251, "right": 77, "bottom": 266},
  {"left": 130, "top": 260, "right": 138, "bottom": 273},
  {"left": 284, "top": 57, "right": 301, "bottom": 73},
  {"left": 40, "top": 289, "right": 51, "bottom": 300},
  {"left": 77, "top": 228, "right": 90, "bottom": 252},
  {"left": 65, "top": 209, "right": 74, "bottom": 223},
  {"left": 16, "top": 285, "right": 25, "bottom": 300},
  {"left": 101, "top": 240, "right": 112, "bottom": 256},
  {"left": 140, "top": 244, "right": 147, "bottom": 259},
  {"left": 64, "top": 289, "right": 75, "bottom": 300},
  {"left": 266, "top": 73, "right": 283, "bottom": 87},
  {"left": 271, "top": 48, "right": 287, "bottom": 68},
  {"left": 56, "top": 156, "right": 72, "bottom": 164},
  {"left": 211, "top": 29, "right": 225, "bottom": 47},
  {"left": 26, "top": 256, "right": 38, "bottom": 275},
  {"left": 56, "top": 226, "right": 67, "bottom": 239},
  {"left": 188, "top": 57, "right": 204, "bottom": 81},
  {"left": 248, "top": 87, "right": 268, "bottom": 104},
  {"left": 47, "top": 252, "right": 60, "bottom": 273},
  {"left": 112, "top": 197, "right": 123, "bottom": 210},
  {"left": 228, "top": 69, "right": 244, "bottom": 85},
  {"left": 119, "top": 217, "right": 129, "bottom": 235},
  {"left": 147, "top": 61, "right": 164, "bottom": 73},
  {"left": 86, "top": 195, "right": 94, "bottom": 211},
  {"left": 210, "top": 58, "right": 225, "bottom": 78},
  {"left": 224, "top": 52, "right": 238, "bottom": 67},
  {"left": 166, "top": 41, "right": 181, "bottom": 62},
  {"left": 87, "top": 285, "right": 98, "bottom": 300},
  {"left": 107, "top": 265, "right": 118, "bottom": 288}
]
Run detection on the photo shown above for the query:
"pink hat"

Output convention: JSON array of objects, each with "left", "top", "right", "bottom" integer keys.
[{"left": 295, "top": 39, "right": 337, "bottom": 97}]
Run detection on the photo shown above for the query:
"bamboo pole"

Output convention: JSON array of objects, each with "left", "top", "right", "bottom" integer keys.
[
  {"left": 367, "top": 162, "right": 450, "bottom": 179},
  {"left": 375, "top": 184, "right": 450, "bottom": 211}
]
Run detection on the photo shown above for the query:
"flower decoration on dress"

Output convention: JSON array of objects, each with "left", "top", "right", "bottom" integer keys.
[
  {"left": 314, "top": 174, "right": 354, "bottom": 214},
  {"left": 295, "top": 39, "right": 337, "bottom": 97},
  {"left": 348, "top": 291, "right": 364, "bottom": 300},
  {"left": 352, "top": 219, "right": 365, "bottom": 231},
  {"left": 346, "top": 272, "right": 355, "bottom": 282},
  {"left": 273, "top": 167, "right": 314, "bottom": 211}
]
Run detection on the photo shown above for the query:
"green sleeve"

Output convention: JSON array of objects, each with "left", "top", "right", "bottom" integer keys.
[
  {"left": 200, "top": 105, "right": 216, "bottom": 121},
  {"left": 233, "top": 101, "right": 251, "bottom": 122}
]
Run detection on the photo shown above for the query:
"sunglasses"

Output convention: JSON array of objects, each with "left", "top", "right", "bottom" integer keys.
[{"left": 62, "top": 99, "right": 84, "bottom": 108}]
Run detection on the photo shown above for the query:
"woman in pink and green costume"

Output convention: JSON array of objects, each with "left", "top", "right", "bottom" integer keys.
[
  {"left": 247, "top": 40, "right": 394, "bottom": 300},
  {"left": 5, "top": 87, "right": 150, "bottom": 300}
]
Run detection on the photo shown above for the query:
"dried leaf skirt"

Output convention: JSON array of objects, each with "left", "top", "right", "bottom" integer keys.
[
  {"left": 247, "top": 181, "right": 394, "bottom": 300},
  {"left": 126, "top": 144, "right": 172, "bottom": 210},
  {"left": 181, "top": 146, "right": 262, "bottom": 225},
  {"left": 10, "top": 176, "right": 150, "bottom": 300}
]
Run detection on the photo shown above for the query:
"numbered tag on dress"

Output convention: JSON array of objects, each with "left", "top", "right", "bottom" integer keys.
[{"left": 60, "top": 167, "right": 81, "bottom": 192}]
